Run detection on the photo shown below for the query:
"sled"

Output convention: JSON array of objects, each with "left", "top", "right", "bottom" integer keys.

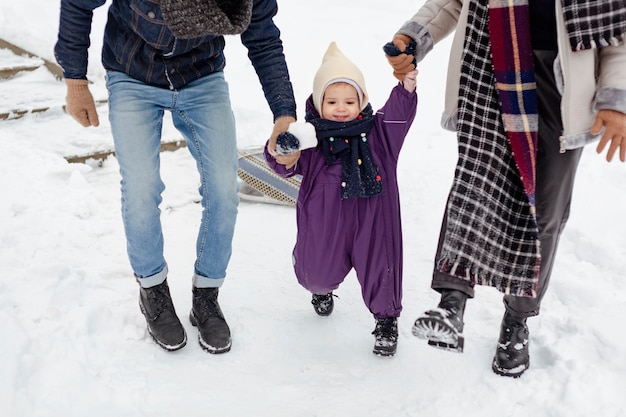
[{"left": 237, "top": 146, "right": 301, "bottom": 206}]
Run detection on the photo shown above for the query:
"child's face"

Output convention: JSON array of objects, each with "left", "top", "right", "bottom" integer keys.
[{"left": 321, "top": 83, "right": 360, "bottom": 122}]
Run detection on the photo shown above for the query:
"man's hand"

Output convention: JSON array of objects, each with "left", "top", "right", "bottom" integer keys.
[
  {"left": 268, "top": 115, "right": 299, "bottom": 168},
  {"left": 64, "top": 79, "right": 99, "bottom": 127},
  {"left": 593, "top": 109, "right": 626, "bottom": 162},
  {"left": 385, "top": 34, "right": 416, "bottom": 81}
]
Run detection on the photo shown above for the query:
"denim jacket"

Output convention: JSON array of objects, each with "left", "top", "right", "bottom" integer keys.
[{"left": 54, "top": 0, "right": 296, "bottom": 120}]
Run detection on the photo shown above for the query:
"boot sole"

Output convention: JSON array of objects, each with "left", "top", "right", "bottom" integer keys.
[
  {"left": 314, "top": 307, "right": 333, "bottom": 317},
  {"left": 412, "top": 315, "right": 464, "bottom": 353},
  {"left": 492, "top": 357, "right": 529, "bottom": 378},
  {"left": 373, "top": 346, "right": 397, "bottom": 357},
  {"left": 147, "top": 327, "right": 188, "bottom": 351},
  {"left": 189, "top": 311, "right": 232, "bottom": 354}
]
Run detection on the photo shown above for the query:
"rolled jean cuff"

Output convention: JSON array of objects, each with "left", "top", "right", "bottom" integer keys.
[
  {"left": 136, "top": 265, "right": 168, "bottom": 288},
  {"left": 193, "top": 273, "right": 225, "bottom": 288}
]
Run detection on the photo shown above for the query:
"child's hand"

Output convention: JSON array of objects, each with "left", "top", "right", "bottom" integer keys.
[
  {"left": 273, "top": 122, "right": 317, "bottom": 168},
  {"left": 268, "top": 115, "right": 296, "bottom": 158},
  {"left": 384, "top": 35, "right": 417, "bottom": 81},
  {"left": 275, "top": 151, "right": 301, "bottom": 169},
  {"left": 402, "top": 69, "right": 418, "bottom": 93}
]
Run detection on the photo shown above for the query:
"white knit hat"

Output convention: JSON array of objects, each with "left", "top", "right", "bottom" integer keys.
[{"left": 312, "top": 42, "right": 368, "bottom": 114}]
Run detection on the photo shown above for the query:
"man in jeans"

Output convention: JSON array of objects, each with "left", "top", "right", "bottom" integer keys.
[{"left": 54, "top": 0, "right": 296, "bottom": 353}]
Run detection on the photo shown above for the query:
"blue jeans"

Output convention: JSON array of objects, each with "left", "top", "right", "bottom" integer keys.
[{"left": 106, "top": 71, "right": 239, "bottom": 288}]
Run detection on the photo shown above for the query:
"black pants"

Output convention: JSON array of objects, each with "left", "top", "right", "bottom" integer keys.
[{"left": 431, "top": 50, "right": 584, "bottom": 318}]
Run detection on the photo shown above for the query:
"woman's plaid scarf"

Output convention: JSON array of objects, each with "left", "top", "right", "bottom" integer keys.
[
  {"left": 436, "top": 0, "right": 540, "bottom": 297},
  {"left": 488, "top": 0, "right": 538, "bottom": 208},
  {"left": 562, "top": 0, "right": 626, "bottom": 51},
  {"left": 437, "top": 0, "right": 625, "bottom": 297}
]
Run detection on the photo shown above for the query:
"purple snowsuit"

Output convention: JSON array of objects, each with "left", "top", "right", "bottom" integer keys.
[{"left": 265, "top": 84, "right": 417, "bottom": 318}]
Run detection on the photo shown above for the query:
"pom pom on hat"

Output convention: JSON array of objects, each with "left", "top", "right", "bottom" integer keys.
[{"left": 312, "top": 42, "right": 368, "bottom": 114}]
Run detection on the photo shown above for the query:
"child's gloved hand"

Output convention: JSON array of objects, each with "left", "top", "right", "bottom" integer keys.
[
  {"left": 276, "top": 132, "right": 300, "bottom": 155},
  {"left": 276, "top": 122, "right": 317, "bottom": 155},
  {"left": 384, "top": 35, "right": 417, "bottom": 81}
]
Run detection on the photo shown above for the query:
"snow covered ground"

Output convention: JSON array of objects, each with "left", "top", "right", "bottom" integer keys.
[{"left": 1, "top": 1, "right": 625, "bottom": 416}]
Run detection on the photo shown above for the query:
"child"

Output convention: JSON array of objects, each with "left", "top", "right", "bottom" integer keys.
[{"left": 265, "top": 42, "right": 418, "bottom": 356}]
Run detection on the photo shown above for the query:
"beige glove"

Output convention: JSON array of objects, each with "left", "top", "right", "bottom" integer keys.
[
  {"left": 385, "top": 34, "right": 416, "bottom": 81},
  {"left": 65, "top": 79, "right": 100, "bottom": 127}
]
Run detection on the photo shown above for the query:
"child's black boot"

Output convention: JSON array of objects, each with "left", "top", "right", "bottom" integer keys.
[
  {"left": 311, "top": 292, "right": 335, "bottom": 316},
  {"left": 373, "top": 317, "right": 398, "bottom": 357}
]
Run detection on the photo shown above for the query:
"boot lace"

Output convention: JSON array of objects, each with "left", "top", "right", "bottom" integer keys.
[
  {"left": 373, "top": 318, "right": 398, "bottom": 341},
  {"left": 311, "top": 293, "right": 334, "bottom": 310},
  {"left": 144, "top": 284, "right": 174, "bottom": 318},
  {"left": 193, "top": 289, "right": 223, "bottom": 321}
]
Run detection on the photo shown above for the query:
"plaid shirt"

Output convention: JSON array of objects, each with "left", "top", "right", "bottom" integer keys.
[{"left": 55, "top": 0, "right": 296, "bottom": 119}]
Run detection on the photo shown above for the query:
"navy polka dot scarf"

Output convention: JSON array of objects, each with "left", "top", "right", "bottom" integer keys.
[{"left": 305, "top": 96, "right": 382, "bottom": 199}]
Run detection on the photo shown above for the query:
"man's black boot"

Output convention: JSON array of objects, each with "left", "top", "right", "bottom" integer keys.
[
  {"left": 492, "top": 312, "right": 530, "bottom": 378},
  {"left": 412, "top": 289, "right": 467, "bottom": 352},
  {"left": 139, "top": 279, "right": 187, "bottom": 351},
  {"left": 189, "top": 287, "right": 232, "bottom": 354}
]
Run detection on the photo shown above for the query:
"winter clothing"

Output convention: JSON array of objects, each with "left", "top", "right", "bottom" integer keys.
[
  {"left": 430, "top": 49, "right": 584, "bottom": 317},
  {"left": 396, "top": 0, "right": 626, "bottom": 151},
  {"left": 56, "top": 0, "right": 296, "bottom": 353},
  {"left": 311, "top": 293, "right": 335, "bottom": 316},
  {"left": 372, "top": 317, "right": 399, "bottom": 357},
  {"left": 392, "top": 0, "right": 624, "bottom": 376},
  {"left": 161, "top": 0, "right": 253, "bottom": 39},
  {"left": 189, "top": 287, "right": 232, "bottom": 353},
  {"left": 393, "top": 0, "right": 626, "bottom": 299},
  {"left": 139, "top": 279, "right": 187, "bottom": 351},
  {"left": 54, "top": 0, "right": 296, "bottom": 120},
  {"left": 384, "top": 36, "right": 417, "bottom": 80},
  {"left": 488, "top": 2, "right": 538, "bottom": 206},
  {"left": 412, "top": 289, "right": 466, "bottom": 352},
  {"left": 64, "top": 78, "right": 99, "bottom": 127},
  {"left": 502, "top": 50, "right": 584, "bottom": 317},
  {"left": 312, "top": 42, "right": 369, "bottom": 113},
  {"left": 433, "top": 0, "right": 541, "bottom": 297},
  {"left": 311, "top": 104, "right": 382, "bottom": 199},
  {"left": 265, "top": 85, "right": 417, "bottom": 319},
  {"left": 492, "top": 312, "right": 530, "bottom": 378},
  {"left": 275, "top": 122, "right": 318, "bottom": 155},
  {"left": 383, "top": 39, "right": 417, "bottom": 64},
  {"left": 562, "top": 1, "right": 626, "bottom": 51},
  {"left": 107, "top": 71, "right": 242, "bottom": 287}
]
